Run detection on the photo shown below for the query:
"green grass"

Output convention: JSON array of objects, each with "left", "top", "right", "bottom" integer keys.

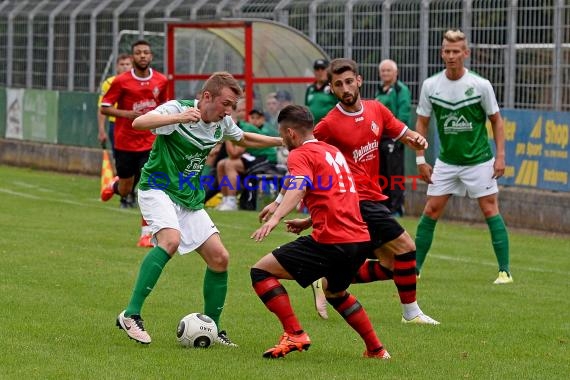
[{"left": 0, "top": 164, "right": 568, "bottom": 379}]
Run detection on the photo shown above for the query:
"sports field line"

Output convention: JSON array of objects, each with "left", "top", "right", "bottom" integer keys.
[
  {"left": 0, "top": 187, "right": 138, "bottom": 214},
  {"left": 430, "top": 253, "right": 569, "bottom": 275}
]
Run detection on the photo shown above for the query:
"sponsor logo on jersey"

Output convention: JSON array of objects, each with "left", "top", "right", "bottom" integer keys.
[
  {"left": 352, "top": 140, "right": 378, "bottom": 162},
  {"left": 133, "top": 99, "right": 157, "bottom": 113},
  {"left": 443, "top": 114, "right": 473, "bottom": 134},
  {"left": 465, "top": 87, "right": 474, "bottom": 97}
]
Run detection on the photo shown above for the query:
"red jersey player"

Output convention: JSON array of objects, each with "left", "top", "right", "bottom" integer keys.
[
  {"left": 250, "top": 105, "right": 391, "bottom": 360},
  {"left": 315, "top": 58, "right": 439, "bottom": 324},
  {"left": 260, "top": 58, "right": 439, "bottom": 325},
  {"left": 100, "top": 40, "right": 168, "bottom": 247}
]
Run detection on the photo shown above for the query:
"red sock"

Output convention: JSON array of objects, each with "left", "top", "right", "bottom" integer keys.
[
  {"left": 353, "top": 260, "right": 393, "bottom": 283},
  {"left": 393, "top": 251, "right": 417, "bottom": 304},
  {"left": 329, "top": 293, "right": 383, "bottom": 352},
  {"left": 253, "top": 277, "right": 302, "bottom": 334}
]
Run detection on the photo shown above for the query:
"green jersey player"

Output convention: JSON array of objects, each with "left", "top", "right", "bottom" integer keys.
[
  {"left": 414, "top": 29, "right": 512, "bottom": 285},
  {"left": 115, "top": 72, "right": 282, "bottom": 346}
]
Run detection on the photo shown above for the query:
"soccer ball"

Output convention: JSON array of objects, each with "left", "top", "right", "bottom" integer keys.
[{"left": 176, "top": 313, "right": 218, "bottom": 348}]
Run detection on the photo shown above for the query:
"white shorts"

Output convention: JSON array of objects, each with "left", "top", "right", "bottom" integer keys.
[
  {"left": 138, "top": 189, "right": 219, "bottom": 255},
  {"left": 427, "top": 158, "right": 498, "bottom": 199}
]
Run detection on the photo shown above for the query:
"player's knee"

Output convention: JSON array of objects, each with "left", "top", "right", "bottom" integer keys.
[
  {"left": 207, "top": 250, "right": 229, "bottom": 271},
  {"left": 250, "top": 267, "right": 272, "bottom": 284},
  {"left": 395, "top": 231, "right": 416, "bottom": 253},
  {"left": 160, "top": 239, "right": 179, "bottom": 256}
]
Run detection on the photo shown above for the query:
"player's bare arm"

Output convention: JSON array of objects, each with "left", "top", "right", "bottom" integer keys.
[
  {"left": 251, "top": 178, "right": 307, "bottom": 242},
  {"left": 132, "top": 108, "right": 200, "bottom": 130},
  {"left": 400, "top": 129, "right": 429, "bottom": 150},
  {"left": 488, "top": 112, "right": 506, "bottom": 179},
  {"left": 100, "top": 105, "right": 142, "bottom": 120},
  {"left": 284, "top": 218, "right": 312, "bottom": 234},
  {"left": 235, "top": 132, "right": 282, "bottom": 148},
  {"left": 258, "top": 177, "right": 292, "bottom": 223},
  {"left": 414, "top": 115, "right": 433, "bottom": 184},
  {"left": 225, "top": 140, "right": 246, "bottom": 158}
]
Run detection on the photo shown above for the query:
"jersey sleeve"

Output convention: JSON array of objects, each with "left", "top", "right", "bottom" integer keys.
[
  {"left": 287, "top": 149, "right": 314, "bottom": 186},
  {"left": 379, "top": 102, "right": 407, "bottom": 140},
  {"left": 313, "top": 119, "right": 330, "bottom": 143},
  {"left": 479, "top": 79, "right": 500, "bottom": 115},
  {"left": 147, "top": 100, "right": 182, "bottom": 135},
  {"left": 222, "top": 116, "right": 245, "bottom": 141},
  {"left": 416, "top": 79, "right": 433, "bottom": 117}
]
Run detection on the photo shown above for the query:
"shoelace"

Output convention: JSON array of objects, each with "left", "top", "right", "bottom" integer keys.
[{"left": 130, "top": 316, "right": 146, "bottom": 331}]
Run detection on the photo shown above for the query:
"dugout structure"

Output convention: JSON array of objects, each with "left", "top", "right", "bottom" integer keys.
[{"left": 166, "top": 19, "right": 328, "bottom": 113}]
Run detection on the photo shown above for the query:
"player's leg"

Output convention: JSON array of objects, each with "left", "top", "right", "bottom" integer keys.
[
  {"left": 465, "top": 160, "right": 512, "bottom": 284},
  {"left": 117, "top": 189, "right": 179, "bottom": 344},
  {"left": 326, "top": 290, "right": 390, "bottom": 359},
  {"left": 416, "top": 159, "right": 462, "bottom": 274},
  {"left": 415, "top": 194, "right": 450, "bottom": 272},
  {"left": 251, "top": 237, "right": 321, "bottom": 358},
  {"left": 195, "top": 232, "right": 238, "bottom": 346},
  {"left": 101, "top": 149, "right": 134, "bottom": 201},
  {"left": 326, "top": 242, "right": 390, "bottom": 359}
]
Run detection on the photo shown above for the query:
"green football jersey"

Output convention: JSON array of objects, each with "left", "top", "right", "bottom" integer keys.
[
  {"left": 139, "top": 99, "right": 244, "bottom": 210},
  {"left": 417, "top": 69, "right": 500, "bottom": 165}
]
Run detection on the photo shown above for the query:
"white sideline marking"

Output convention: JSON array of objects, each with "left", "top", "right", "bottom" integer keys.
[
  {"left": 0, "top": 187, "right": 138, "bottom": 214},
  {"left": 430, "top": 253, "right": 569, "bottom": 275},
  {"left": 0, "top": 188, "right": 41, "bottom": 199}
]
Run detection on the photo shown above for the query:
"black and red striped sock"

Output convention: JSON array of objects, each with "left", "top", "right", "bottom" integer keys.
[
  {"left": 393, "top": 251, "right": 417, "bottom": 304},
  {"left": 328, "top": 293, "right": 383, "bottom": 352},
  {"left": 353, "top": 260, "right": 393, "bottom": 283},
  {"left": 251, "top": 268, "right": 302, "bottom": 334}
]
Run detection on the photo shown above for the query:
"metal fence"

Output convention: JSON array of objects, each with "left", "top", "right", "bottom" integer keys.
[{"left": 0, "top": 0, "right": 568, "bottom": 110}]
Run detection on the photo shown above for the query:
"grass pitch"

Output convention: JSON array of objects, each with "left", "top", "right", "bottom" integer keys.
[{"left": 0, "top": 165, "right": 567, "bottom": 379}]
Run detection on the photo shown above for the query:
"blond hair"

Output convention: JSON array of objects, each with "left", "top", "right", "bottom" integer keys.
[{"left": 443, "top": 29, "right": 468, "bottom": 47}]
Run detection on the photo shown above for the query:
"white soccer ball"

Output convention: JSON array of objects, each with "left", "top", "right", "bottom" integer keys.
[{"left": 176, "top": 313, "right": 218, "bottom": 348}]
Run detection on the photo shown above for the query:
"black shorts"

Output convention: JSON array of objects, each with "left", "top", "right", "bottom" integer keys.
[
  {"left": 114, "top": 149, "right": 151, "bottom": 179},
  {"left": 359, "top": 200, "right": 405, "bottom": 250},
  {"left": 272, "top": 235, "right": 371, "bottom": 293}
]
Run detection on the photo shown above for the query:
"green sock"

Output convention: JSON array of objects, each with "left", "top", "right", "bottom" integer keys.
[
  {"left": 486, "top": 214, "right": 510, "bottom": 272},
  {"left": 415, "top": 214, "right": 437, "bottom": 273},
  {"left": 125, "top": 246, "right": 171, "bottom": 317},
  {"left": 203, "top": 267, "right": 228, "bottom": 329}
]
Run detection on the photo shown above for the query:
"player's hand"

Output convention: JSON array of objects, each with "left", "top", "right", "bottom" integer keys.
[
  {"left": 259, "top": 201, "right": 279, "bottom": 223},
  {"left": 125, "top": 110, "right": 143, "bottom": 120},
  {"left": 493, "top": 156, "right": 506, "bottom": 179},
  {"left": 179, "top": 107, "right": 201, "bottom": 124},
  {"left": 98, "top": 130, "right": 108, "bottom": 144},
  {"left": 284, "top": 218, "right": 311, "bottom": 234},
  {"left": 406, "top": 134, "right": 429, "bottom": 150},
  {"left": 251, "top": 219, "right": 279, "bottom": 242},
  {"left": 417, "top": 162, "right": 434, "bottom": 184}
]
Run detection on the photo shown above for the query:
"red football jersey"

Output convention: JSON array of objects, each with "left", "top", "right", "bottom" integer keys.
[
  {"left": 287, "top": 140, "right": 370, "bottom": 244},
  {"left": 101, "top": 69, "right": 168, "bottom": 152},
  {"left": 314, "top": 100, "right": 407, "bottom": 201}
]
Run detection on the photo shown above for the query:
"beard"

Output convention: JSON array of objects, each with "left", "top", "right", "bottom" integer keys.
[
  {"left": 133, "top": 61, "right": 149, "bottom": 71},
  {"left": 339, "top": 92, "right": 358, "bottom": 107}
]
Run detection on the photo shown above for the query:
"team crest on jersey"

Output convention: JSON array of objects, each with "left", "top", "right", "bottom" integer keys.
[
  {"left": 370, "top": 121, "right": 380, "bottom": 136},
  {"left": 465, "top": 87, "right": 474, "bottom": 97},
  {"left": 214, "top": 125, "right": 222, "bottom": 140},
  {"left": 152, "top": 86, "right": 160, "bottom": 98}
]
